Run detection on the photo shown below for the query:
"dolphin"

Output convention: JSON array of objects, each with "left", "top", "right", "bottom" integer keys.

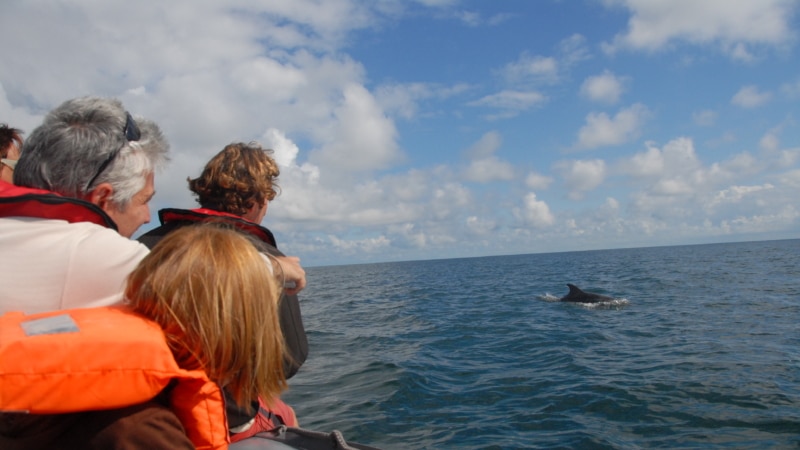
[{"left": 560, "top": 284, "right": 614, "bottom": 303}]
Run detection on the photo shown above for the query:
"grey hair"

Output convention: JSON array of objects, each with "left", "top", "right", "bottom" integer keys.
[{"left": 15, "top": 96, "right": 170, "bottom": 209}]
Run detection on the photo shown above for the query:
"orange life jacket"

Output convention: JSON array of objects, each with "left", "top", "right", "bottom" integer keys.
[{"left": 0, "top": 306, "right": 229, "bottom": 449}]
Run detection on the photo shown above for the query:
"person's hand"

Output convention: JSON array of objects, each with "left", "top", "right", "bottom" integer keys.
[{"left": 275, "top": 255, "right": 306, "bottom": 295}]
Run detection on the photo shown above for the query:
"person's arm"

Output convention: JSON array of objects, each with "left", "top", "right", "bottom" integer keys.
[
  {"left": 83, "top": 401, "right": 195, "bottom": 450},
  {"left": 64, "top": 224, "right": 150, "bottom": 309},
  {"left": 273, "top": 255, "right": 306, "bottom": 295},
  {"left": 257, "top": 251, "right": 309, "bottom": 378}
]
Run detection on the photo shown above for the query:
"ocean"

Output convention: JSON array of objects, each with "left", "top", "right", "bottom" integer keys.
[{"left": 282, "top": 239, "right": 800, "bottom": 449}]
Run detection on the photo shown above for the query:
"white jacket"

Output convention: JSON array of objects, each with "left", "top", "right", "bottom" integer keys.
[{"left": 0, "top": 216, "right": 149, "bottom": 314}]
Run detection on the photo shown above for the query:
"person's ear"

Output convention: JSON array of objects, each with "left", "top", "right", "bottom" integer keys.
[{"left": 87, "top": 183, "right": 115, "bottom": 211}]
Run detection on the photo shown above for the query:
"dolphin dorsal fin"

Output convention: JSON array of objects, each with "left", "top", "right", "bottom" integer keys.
[{"left": 567, "top": 284, "right": 584, "bottom": 295}]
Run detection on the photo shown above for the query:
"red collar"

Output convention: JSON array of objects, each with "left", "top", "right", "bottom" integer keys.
[
  {"left": 0, "top": 181, "right": 117, "bottom": 229},
  {"left": 158, "top": 207, "right": 276, "bottom": 246}
]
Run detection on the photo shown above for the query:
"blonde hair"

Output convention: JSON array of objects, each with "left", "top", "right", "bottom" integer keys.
[{"left": 125, "top": 224, "right": 287, "bottom": 407}]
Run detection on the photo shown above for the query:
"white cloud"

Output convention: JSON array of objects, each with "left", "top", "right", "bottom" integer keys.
[
  {"left": 463, "top": 157, "right": 515, "bottom": 183},
  {"left": 517, "top": 193, "right": 555, "bottom": 228},
  {"left": 486, "top": 13, "right": 515, "bottom": 26},
  {"left": 430, "top": 182, "right": 472, "bottom": 219},
  {"left": 718, "top": 206, "right": 800, "bottom": 234},
  {"left": 775, "top": 148, "right": 800, "bottom": 169},
  {"left": 261, "top": 128, "right": 301, "bottom": 168},
  {"left": 499, "top": 34, "right": 589, "bottom": 87},
  {"left": 241, "top": 0, "right": 376, "bottom": 48},
  {"left": 466, "top": 216, "right": 497, "bottom": 235},
  {"left": 556, "top": 159, "right": 607, "bottom": 200},
  {"left": 621, "top": 137, "right": 703, "bottom": 180},
  {"left": 727, "top": 42, "right": 756, "bottom": 63},
  {"left": 612, "top": 137, "right": 789, "bottom": 230},
  {"left": 469, "top": 90, "right": 547, "bottom": 113},
  {"left": 778, "top": 169, "right": 800, "bottom": 188},
  {"left": 731, "top": 85, "right": 772, "bottom": 108},
  {"left": 309, "top": 83, "right": 402, "bottom": 173},
  {"left": 375, "top": 83, "right": 428, "bottom": 121},
  {"left": 328, "top": 233, "right": 392, "bottom": 252},
  {"left": 455, "top": 10, "right": 513, "bottom": 27},
  {"left": 0, "top": 83, "right": 41, "bottom": 132},
  {"left": 692, "top": 109, "right": 717, "bottom": 127},
  {"left": 624, "top": 146, "right": 664, "bottom": 178},
  {"left": 706, "top": 131, "right": 737, "bottom": 149},
  {"left": 580, "top": 70, "right": 626, "bottom": 104},
  {"left": 456, "top": 10, "right": 481, "bottom": 26},
  {"left": 758, "top": 121, "right": 790, "bottom": 153},
  {"left": 375, "top": 82, "right": 471, "bottom": 120},
  {"left": 710, "top": 184, "right": 775, "bottom": 207},
  {"left": 525, "top": 172, "right": 553, "bottom": 190},
  {"left": 575, "top": 103, "right": 650, "bottom": 150},
  {"left": 415, "top": 0, "right": 458, "bottom": 7},
  {"left": 0, "top": 2, "right": 378, "bottom": 109},
  {"left": 759, "top": 130, "right": 780, "bottom": 152},
  {"left": 781, "top": 79, "right": 800, "bottom": 98},
  {"left": 461, "top": 131, "right": 514, "bottom": 183},
  {"left": 558, "top": 34, "right": 592, "bottom": 67},
  {"left": 501, "top": 54, "right": 560, "bottom": 85},
  {"left": 465, "top": 131, "right": 502, "bottom": 159},
  {"left": 602, "top": 0, "right": 796, "bottom": 58}
]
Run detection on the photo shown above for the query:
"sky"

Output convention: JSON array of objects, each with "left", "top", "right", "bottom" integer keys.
[{"left": 2, "top": 0, "right": 799, "bottom": 267}]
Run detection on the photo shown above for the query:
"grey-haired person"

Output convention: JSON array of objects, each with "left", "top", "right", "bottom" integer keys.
[
  {"left": 0, "top": 96, "right": 168, "bottom": 314},
  {"left": 0, "top": 96, "right": 194, "bottom": 448}
]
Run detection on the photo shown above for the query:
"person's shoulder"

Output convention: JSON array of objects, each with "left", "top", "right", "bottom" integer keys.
[
  {"left": 67, "top": 221, "right": 150, "bottom": 257},
  {"left": 2, "top": 216, "right": 137, "bottom": 249},
  {"left": 136, "top": 221, "right": 186, "bottom": 249}
]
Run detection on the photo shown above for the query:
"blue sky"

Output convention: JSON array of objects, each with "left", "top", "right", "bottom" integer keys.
[{"left": 2, "top": 0, "right": 799, "bottom": 266}]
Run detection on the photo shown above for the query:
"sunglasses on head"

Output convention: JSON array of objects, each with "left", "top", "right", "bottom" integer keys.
[{"left": 85, "top": 111, "right": 141, "bottom": 192}]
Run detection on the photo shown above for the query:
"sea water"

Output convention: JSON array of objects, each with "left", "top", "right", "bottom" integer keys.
[{"left": 283, "top": 239, "right": 800, "bottom": 449}]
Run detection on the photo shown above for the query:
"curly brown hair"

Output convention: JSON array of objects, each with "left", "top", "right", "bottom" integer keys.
[
  {"left": 188, "top": 142, "right": 280, "bottom": 215},
  {"left": 0, "top": 124, "right": 24, "bottom": 158}
]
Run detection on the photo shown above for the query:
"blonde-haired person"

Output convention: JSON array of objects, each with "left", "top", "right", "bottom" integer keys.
[
  {"left": 127, "top": 224, "right": 290, "bottom": 415},
  {"left": 138, "top": 142, "right": 307, "bottom": 440}
]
